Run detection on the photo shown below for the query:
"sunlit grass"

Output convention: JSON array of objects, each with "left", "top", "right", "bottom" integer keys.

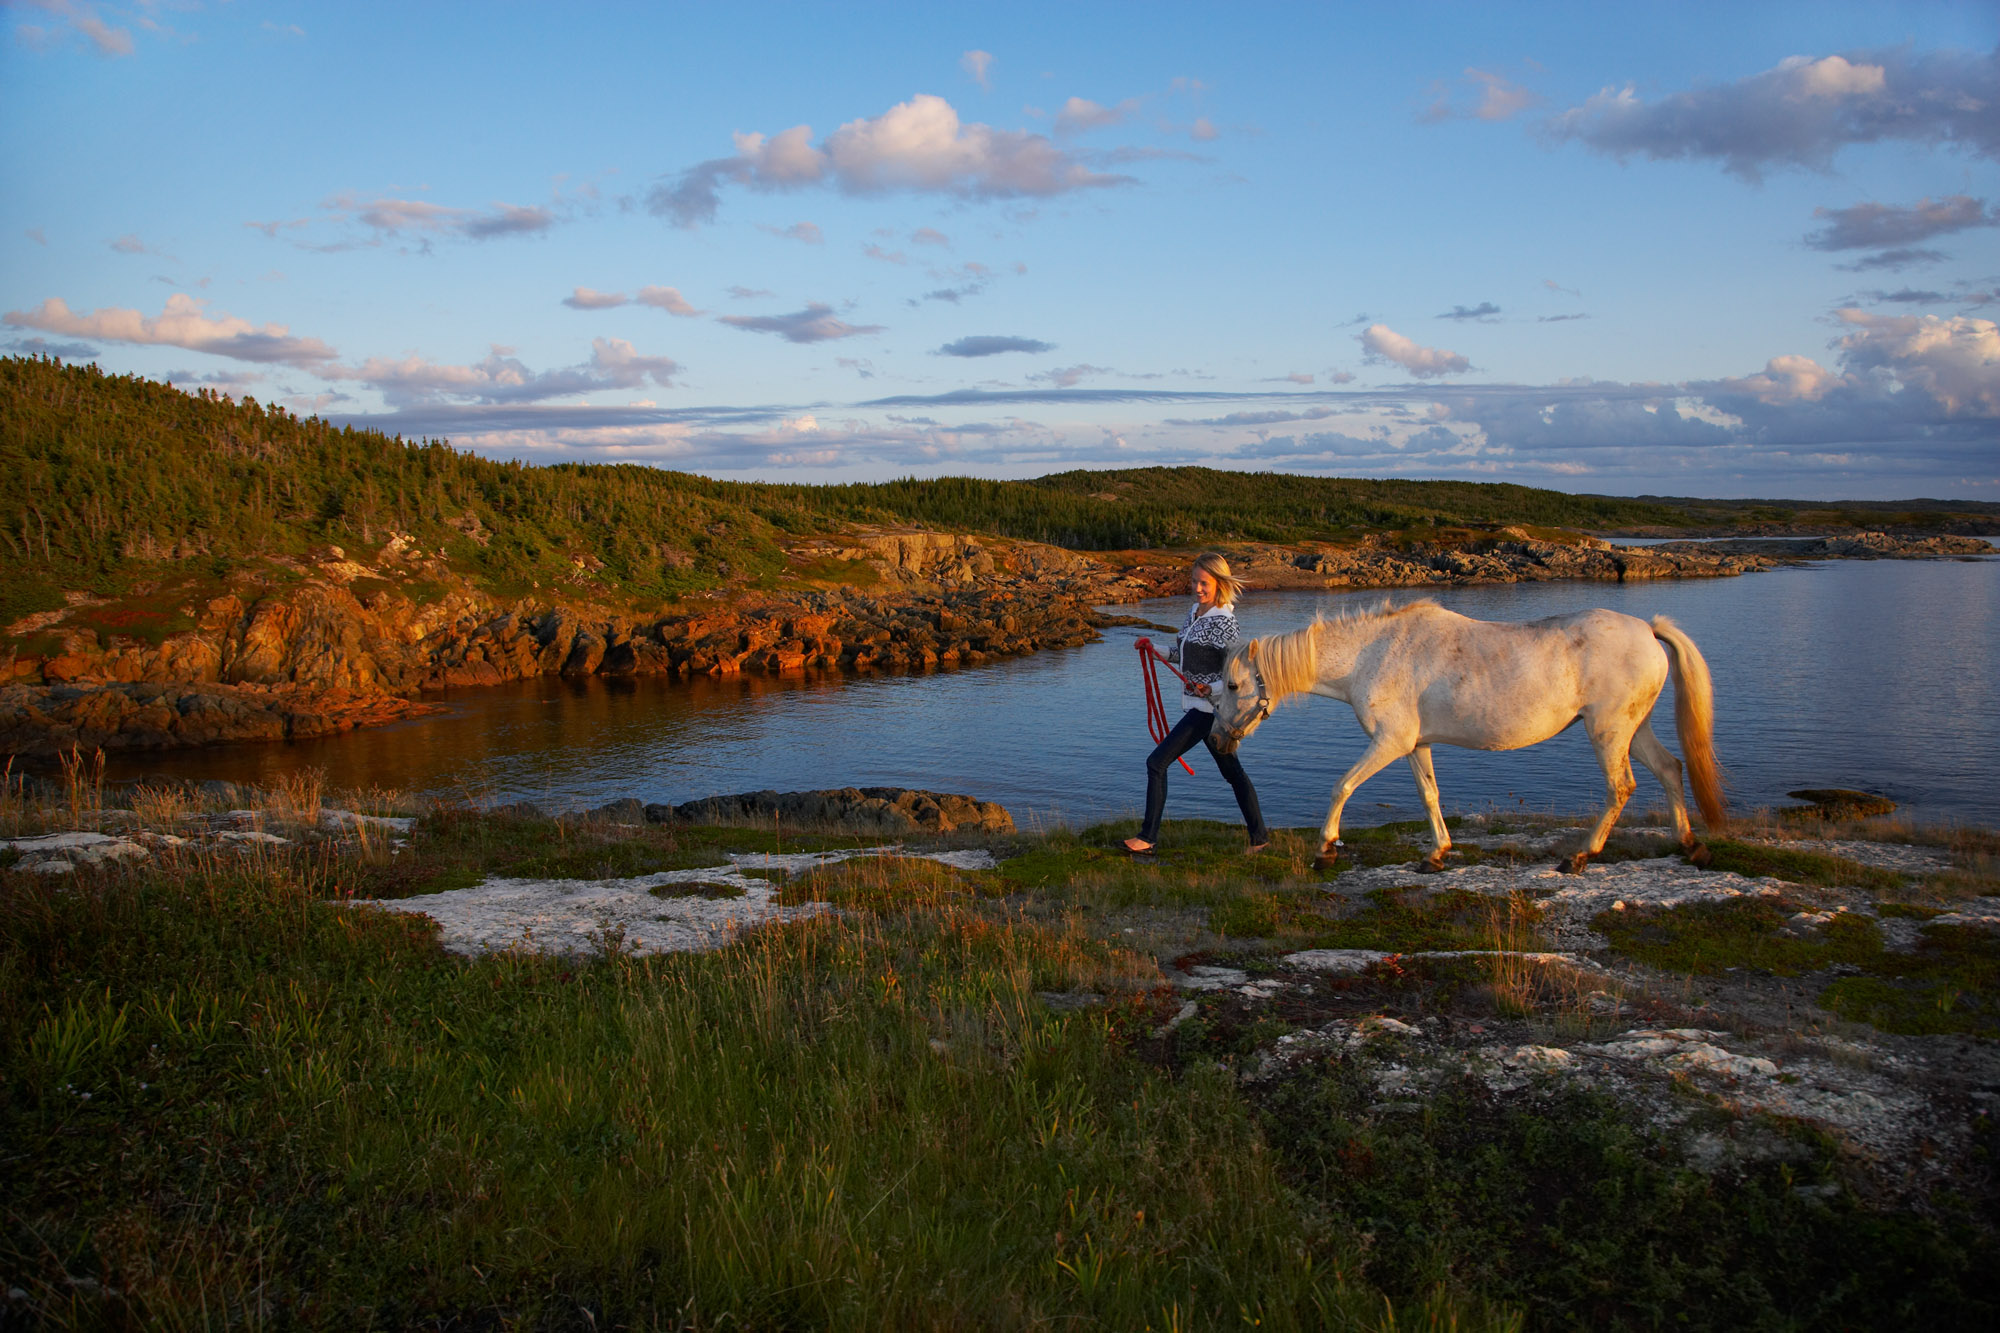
[
  {"left": 1, "top": 824, "right": 1434, "bottom": 1330},
  {"left": 8, "top": 795, "right": 2000, "bottom": 1328}
]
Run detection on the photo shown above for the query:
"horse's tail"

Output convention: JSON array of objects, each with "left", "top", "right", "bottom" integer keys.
[{"left": 1651, "top": 615, "right": 1727, "bottom": 831}]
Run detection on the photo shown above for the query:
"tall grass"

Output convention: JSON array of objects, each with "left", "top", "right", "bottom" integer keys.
[{"left": 0, "top": 843, "right": 1457, "bottom": 1329}]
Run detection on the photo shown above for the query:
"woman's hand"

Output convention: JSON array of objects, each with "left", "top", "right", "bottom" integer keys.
[{"left": 1193, "top": 681, "right": 1211, "bottom": 697}]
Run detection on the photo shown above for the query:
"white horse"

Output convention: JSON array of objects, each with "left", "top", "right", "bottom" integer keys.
[{"left": 1209, "top": 601, "right": 1726, "bottom": 873}]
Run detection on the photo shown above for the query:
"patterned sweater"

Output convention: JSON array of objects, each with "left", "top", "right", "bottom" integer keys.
[{"left": 1174, "top": 603, "right": 1239, "bottom": 714}]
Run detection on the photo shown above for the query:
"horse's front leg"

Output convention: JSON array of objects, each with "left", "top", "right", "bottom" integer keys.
[
  {"left": 1407, "top": 746, "right": 1452, "bottom": 872},
  {"left": 1314, "top": 735, "right": 1408, "bottom": 870}
]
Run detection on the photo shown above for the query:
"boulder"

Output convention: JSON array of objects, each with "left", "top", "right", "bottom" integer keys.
[
  {"left": 658, "top": 786, "right": 1014, "bottom": 835},
  {"left": 1783, "top": 788, "right": 1897, "bottom": 819}
]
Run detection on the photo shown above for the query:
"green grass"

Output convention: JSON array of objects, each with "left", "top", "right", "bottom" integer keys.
[
  {"left": 1211, "top": 887, "right": 1512, "bottom": 953},
  {"left": 1819, "top": 924, "right": 2000, "bottom": 1037},
  {"left": 1, "top": 852, "right": 1419, "bottom": 1330},
  {"left": 1595, "top": 897, "right": 1885, "bottom": 977},
  {"left": 345, "top": 806, "right": 888, "bottom": 899},
  {"left": 1249, "top": 1061, "right": 1996, "bottom": 1330},
  {"left": 1699, "top": 838, "right": 1909, "bottom": 893},
  {"left": 8, "top": 806, "right": 1999, "bottom": 1328},
  {"left": 1598, "top": 897, "right": 2000, "bottom": 1038}
]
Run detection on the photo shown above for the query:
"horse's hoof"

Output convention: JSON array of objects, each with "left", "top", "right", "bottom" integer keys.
[
  {"left": 1416, "top": 851, "right": 1449, "bottom": 874},
  {"left": 1688, "top": 843, "right": 1712, "bottom": 868},
  {"left": 1555, "top": 852, "right": 1590, "bottom": 875},
  {"left": 1312, "top": 849, "right": 1341, "bottom": 871}
]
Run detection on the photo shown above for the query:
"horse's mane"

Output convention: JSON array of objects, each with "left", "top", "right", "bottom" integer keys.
[{"left": 1251, "top": 599, "right": 1440, "bottom": 698}]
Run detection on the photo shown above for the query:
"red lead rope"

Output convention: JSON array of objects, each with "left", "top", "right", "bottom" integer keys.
[{"left": 1136, "top": 638, "right": 1198, "bottom": 776}]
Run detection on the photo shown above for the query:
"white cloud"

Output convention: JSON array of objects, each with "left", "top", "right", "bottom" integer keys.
[
  {"left": 961, "top": 49, "right": 994, "bottom": 91},
  {"left": 649, "top": 94, "right": 1132, "bottom": 225},
  {"left": 1054, "top": 96, "right": 1141, "bottom": 135},
  {"left": 637, "top": 286, "right": 702, "bottom": 316},
  {"left": 1550, "top": 47, "right": 2000, "bottom": 180},
  {"left": 14, "top": 0, "right": 132, "bottom": 56},
  {"left": 1360, "top": 324, "right": 1471, "bottom": 378},
  {"left": 320, "top": 193, "right": 557, "bottom": 243},
  {"left": 346, "top": 338, "right": 680, "bottom": 408},
  {"left": 911, "top": 227, "right": 950, "bottom": 246},
  {"left": 563, "top": 287, "right": 628, "bottom": 310},
  {"left": 1805, "top": 196, "right": 1995, "bottom": 251},
  {"left": 717, "top": 304, "right": 884, "bottom": 343},
  {"left": 4, "top": 295, "right": 339, "bottom": 369},
  {"left": 1832, "top": 309, "right": 2000, "bottom": 415},
  {"left": 938, "top": 335, "right": 1054, "bottom": 357},
  {"left": 1031, "top": 364, "right": 1110, "bottom": 387},
  {"left": 1715, "top": 354, "right": 1845, "bottom": 405},
  {"left": 1836, "top": 246, "right": 1948, "bottom": 273},
  {"left": 1423, "top": 68, "right": 1540, "bottom": 123},
  {"left": 760, "top": 220, "right": 824, "bottom": 244}
]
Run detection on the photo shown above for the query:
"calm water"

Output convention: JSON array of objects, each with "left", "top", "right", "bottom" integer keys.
[{"left": 106, "top": 559, "right": 2000, "bottom": 830}]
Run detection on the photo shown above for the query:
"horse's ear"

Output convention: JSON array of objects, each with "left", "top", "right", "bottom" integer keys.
[{"left": 1245, "top": 640, "right": 1259, "bottom": 661}]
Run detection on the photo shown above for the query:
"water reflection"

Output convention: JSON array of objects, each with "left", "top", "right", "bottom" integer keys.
[{"left": 103, "top": 559, "right": 1999, "bottom": 829}]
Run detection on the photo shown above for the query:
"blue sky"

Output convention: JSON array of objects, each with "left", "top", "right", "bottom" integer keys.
[{"left": 3, "top": 1, "right": 1996, "bottom": 499}]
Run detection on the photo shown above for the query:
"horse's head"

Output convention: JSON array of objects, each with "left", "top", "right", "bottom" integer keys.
[{"left": 1209, "top": 640, "right": 1276, "bottom": 754}]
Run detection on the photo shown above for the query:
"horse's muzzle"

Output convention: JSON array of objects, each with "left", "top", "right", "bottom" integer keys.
[{"left": 1210, "top": 728, "right": 1241, "bottom": 755}]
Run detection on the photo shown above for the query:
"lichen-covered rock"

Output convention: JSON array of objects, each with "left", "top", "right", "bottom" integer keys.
[{"left": 655, "top": 786, "right": 1014, "bottom": 835}]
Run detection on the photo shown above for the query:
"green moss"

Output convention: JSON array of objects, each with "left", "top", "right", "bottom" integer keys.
[
  {"left": 1595, "top": 897, "right": 1882, "bottom": 976},
  {"left": 1700, "top": 839, "right": 1907, "bottom": 893},
  {"left": 1878, "top": 902, "right": 1946, "bottom": 920},
  {"left": 1820, "top": 925, "right": 2000, "bottom": 1037},
  {"left": 1599, "top": 898, "right": 2000, "bottom": 1037}
]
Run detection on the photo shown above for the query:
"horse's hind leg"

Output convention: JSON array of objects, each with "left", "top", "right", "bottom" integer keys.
[
  {"left": 1632, "top": 723, "right": 1710, "bottom": 866},
  {"left": 1407, "top": 745, "right": 1452, "bottom": 872},
  {"left": 1564, "top": 716, "right": 1640, "bottom": 874},
  {"left": 1314, "top": 734, "right": 1408, "bottom": 870}
]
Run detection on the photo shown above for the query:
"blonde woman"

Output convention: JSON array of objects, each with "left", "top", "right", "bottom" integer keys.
[{"left": 1125, "top": 551, "right": 1270, "bottom": 855}]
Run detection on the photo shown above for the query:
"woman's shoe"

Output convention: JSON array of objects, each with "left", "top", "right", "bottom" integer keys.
[{"left": 1122, "top": 837, "right": 1156, "bottom": 855}]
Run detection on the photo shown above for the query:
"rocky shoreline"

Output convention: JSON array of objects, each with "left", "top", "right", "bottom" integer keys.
[{"left": 2, "top": 526, "right": 1987, "bottom": 758}]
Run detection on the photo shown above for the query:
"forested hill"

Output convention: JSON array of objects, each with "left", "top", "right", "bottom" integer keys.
[{"left": 4, "top": 356, "right": 1989, "bottom": 623}]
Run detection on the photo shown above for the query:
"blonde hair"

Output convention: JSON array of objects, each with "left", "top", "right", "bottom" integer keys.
[{"left": 1193, "top": 550, "right": 1244, "bottom": 606}]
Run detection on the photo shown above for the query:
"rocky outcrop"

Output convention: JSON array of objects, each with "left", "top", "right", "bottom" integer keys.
[
  {"left": 1267, "top": 533, "right": 1776, "bottom": 587},
  {"left": 1657, "top": 532, "right": 1995, "bottom": 560},
  {"left": 649, "top": 786, "right": 1016, "bottom": 835}
]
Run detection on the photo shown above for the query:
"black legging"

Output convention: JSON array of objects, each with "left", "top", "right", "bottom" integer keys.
[{"left": 1140, "top": 708, "right": 1269, "bottom": 844}]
